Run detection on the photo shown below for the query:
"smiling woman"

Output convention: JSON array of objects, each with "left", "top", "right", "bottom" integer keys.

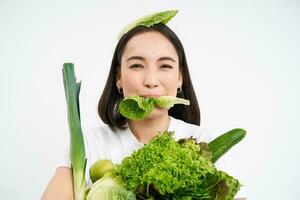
[
  {"left": 99, "top": 22, "right": 201, "bottom": 131},
  {"left": 117, "top": 31, "right": 182, "bottom": 130},
  {"left": 42, "top": 10, "right": 247, "bottom": 200},
  {"left": 98, "top": 23, "right": 202, "bottom": 146}
]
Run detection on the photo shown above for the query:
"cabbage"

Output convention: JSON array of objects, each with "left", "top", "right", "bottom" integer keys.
[
  {"left": 86, "top": 175, "right": 136, "bottom": 200},
  {"left": 86, "top": 161, "right": 136, "bottom": 200}
]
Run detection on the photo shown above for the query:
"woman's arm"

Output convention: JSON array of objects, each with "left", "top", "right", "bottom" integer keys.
[{"left": 41, "top": 167, "right": 74, "bottom": 200}]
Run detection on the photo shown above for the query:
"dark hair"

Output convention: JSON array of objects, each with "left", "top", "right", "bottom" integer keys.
[{"left": 98, "top": 23, "right": 200, "bottom": 130}]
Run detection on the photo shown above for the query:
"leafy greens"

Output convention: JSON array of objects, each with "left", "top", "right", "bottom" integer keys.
[
  {"left": 118, "top": 10, "right": 178, "bottom": 39},
  {"left": 119, "top": 96, "right": 190, "bottom": 120},
  {"left": 115, "top": 132, "right": 241, "bottom": 200}
]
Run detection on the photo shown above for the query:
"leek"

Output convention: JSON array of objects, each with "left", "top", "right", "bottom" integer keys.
[{"left": 62, "top": 63, "right": 87, "bottom": 200}]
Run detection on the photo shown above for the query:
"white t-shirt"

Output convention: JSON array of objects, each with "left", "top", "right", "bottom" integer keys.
[{"left": 59, "top": 116, "right": 247, "bottom": 198}]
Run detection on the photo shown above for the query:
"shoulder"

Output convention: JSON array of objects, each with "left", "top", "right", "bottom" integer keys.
[
  {"left": 82, "top": 123, "right": 120, "bottom": 155},
  {"left": 169, "top": 117, "right": 213, "bottom": 143},
  {"left": 82, "top": 123, "right": 125, "bottom": 184},
  {"left": 83, "top": 123, "right": 120, "bottom": 145}
]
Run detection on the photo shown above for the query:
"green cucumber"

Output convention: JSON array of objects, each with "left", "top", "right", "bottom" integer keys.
[{"left": 208, "top": 128, "right": 246, "bottom": 163}]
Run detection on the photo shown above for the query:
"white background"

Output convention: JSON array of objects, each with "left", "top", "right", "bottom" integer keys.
[{"left": 1, "top": 1, "right": 299, "bottom": 199}]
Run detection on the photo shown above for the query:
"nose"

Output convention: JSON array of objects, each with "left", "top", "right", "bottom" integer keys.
[{"left": 143, "top": 69, "right": 159, "bottom": 89}]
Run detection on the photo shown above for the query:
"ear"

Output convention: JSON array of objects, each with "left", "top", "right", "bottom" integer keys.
[
  {"left": 116, "top": 67, "right": 123, "bottom": 89},
  {"left": 116, "top": 76, "right": 123, "bottom": 89},
  {"left": 178, "top": 71, "right": 183, "bottom": 86},
  {"left": 116, "top": 79, "right": 122, "bottom": 89}
]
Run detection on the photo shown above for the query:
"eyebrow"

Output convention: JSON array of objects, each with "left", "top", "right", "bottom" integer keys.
[{"left": 126, "top": 56, "right": 176, "bottom": 62}]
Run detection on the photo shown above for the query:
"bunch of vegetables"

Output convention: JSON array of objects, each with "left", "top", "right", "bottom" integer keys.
[
  {"left": 62, "top": 63, "right": 246, "bottom": 200},
  {"left": 85, "top": 129, "right": 245, "bottom": 200}
]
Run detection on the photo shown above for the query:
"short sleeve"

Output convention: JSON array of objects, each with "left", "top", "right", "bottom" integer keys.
[
  {"left": 172, "top": 117, "right": 213, "bottom": 143},
  {"left": 57, "top": 133, "right": 71, "bottom": 168},
  {"left": 55, "top": 126, "right": 97, "bottom": 185}
]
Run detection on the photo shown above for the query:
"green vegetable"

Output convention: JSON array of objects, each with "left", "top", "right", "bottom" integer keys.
[
  {"left": 61, "top": 64, "right": 246, "bottom": 199},
  {"left": 62, "top": 63, "right": 87, "bottom": 200},
  {"left": 119, "top": 95, "right": 190, "bottom": 120},
  {"left": 86, "top": 174, "right": 136, "bottom": 200},
  {"left": 154, "top": 95, "right": 190, "bottom": 109},
  {"left": 119, "top": 96, "right": 155, "bottom": 120},
  {"left": 115, "top": 132, "right": 241, "bottom": 199},
  {"left": 90, "top": 159, "right": 115, "bottom": 183},
  {"left": 209, "top": 128, "right": 246, "bottom": 163},
  {"left": 86, "top": 164, "right": 136, "bottom": 200},
  {"left": 118, "top": 10, "right": 178, "bottom": 39}
]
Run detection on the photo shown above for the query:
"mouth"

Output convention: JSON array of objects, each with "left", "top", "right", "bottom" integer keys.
[{"left": 140, "top": 94, "right": 161, "bottom": 98}]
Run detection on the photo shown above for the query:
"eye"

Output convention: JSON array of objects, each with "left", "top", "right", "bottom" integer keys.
[
  {"left": 129, "top": 64, "right": 143, "bottom": 68},
  {"left": 160, "top": 64, "right": 173, "bottom": 69}
]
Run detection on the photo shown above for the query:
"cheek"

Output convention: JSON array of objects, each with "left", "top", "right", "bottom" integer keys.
[
  {"left": 161, "top": 73, "right": 180, "bottom": 90},
  {"left": 121, "top": 73, "right": 142, "bottom": 94},
  {"left": 162, "top": 73, "right": 179, "bottom": 87}
]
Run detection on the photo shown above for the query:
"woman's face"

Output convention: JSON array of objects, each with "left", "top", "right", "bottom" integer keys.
[{"left": 116, "top": 31, "right": 183, "bottom": 118}]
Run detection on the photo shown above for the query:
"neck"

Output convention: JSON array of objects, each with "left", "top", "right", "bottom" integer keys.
[{"left": 128, "top": 113, "right": 171, "bottom": 144}]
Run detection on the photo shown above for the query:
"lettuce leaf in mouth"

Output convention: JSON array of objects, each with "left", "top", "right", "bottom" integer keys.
[
  {"left": 154, "top": 96, "right": 190, "bottom": 109},
  {"left": 119, "top": 96, "right": 190, "bottom": 120},
  {"left": 119, "top": 96, "right": 155, "bottom": 120}
]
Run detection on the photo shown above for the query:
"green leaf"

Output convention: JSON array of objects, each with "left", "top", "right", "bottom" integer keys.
[
  {"left": 119, "top": 96, "right": 155, "bottom": 120},
  {"left": 118, "top": 10, "right": 178, "bottom": 39},
  {"left": 198, "top": 142, "right": 213, "bottom": 161},
  {"left": 211, "top": 171, "right": 241, "bottom": 200},
  {"left": 62, "top": 63, "right": 86, "bottom": 200},
  {"left": 154, "top": 96, "right": 190, "bottom": 109},
  {"left": 119, "top": 95, "right": 190, "bottom": 120},
  {"left": 115, "top": 132, "right": 241, "bottom": 199}
]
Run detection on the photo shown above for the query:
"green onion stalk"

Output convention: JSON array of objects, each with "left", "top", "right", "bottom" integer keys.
[{"left": 62, "top": 63, "right": 87, "bottom": 200}]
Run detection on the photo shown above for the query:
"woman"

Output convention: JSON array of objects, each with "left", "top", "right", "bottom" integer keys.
[{"left": 42, "top": 14, "right": 247, "bottom": 200}]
